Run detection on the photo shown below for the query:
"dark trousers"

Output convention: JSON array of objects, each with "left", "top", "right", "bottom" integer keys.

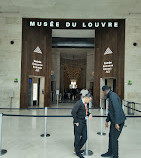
[
  {"left": 74, "top": 121, "right": 87, "bottom": 156},
  {"left": 108, "top": 122, "right": 124, "bottom": 158}
]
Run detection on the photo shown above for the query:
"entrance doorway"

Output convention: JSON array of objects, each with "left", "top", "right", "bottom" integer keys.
[
  {"left": 105, "top": 78, "right": 116, "bottom": 92},
  {"left": 28, "top": 76, "right": 45, "bottom": 107},
  {"left": 52, "top": 29, "right": 95, "bottom": 103},
  {"left": 100, "top": 78, "right": 117, "bottom": 108}
]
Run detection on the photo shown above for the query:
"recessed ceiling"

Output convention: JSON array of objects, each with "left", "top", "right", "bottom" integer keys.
[
  {"left": 52, "top": 29, "right": 95, "bottom": 38},
  {"left": 53, "top": 48, "right": 94, "bottom": 60}
]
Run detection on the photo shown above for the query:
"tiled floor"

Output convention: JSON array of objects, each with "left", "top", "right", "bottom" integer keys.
[{"left": 0, "top": 103, "right": 141, "bottom": 158}]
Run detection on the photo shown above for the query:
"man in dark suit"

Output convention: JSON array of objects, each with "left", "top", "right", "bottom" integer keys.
[
  {"left": 71, "top": 93, "right": 92, "bottom": 158},
  {"left": 101, "top": 85, "right": 126, "bottom": 158}
]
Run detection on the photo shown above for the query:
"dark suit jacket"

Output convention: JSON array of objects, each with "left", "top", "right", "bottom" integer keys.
[
  {"left": 71, "top": 100, "right": 90, "bottom": 123},
  {"left": 106, "top": 91, "right": 126, "bottom": 124}
]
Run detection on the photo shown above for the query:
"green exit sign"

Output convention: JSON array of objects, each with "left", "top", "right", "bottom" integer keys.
[
  {"left": 128, "top": 80, "right": 132, "bottom": 85},
  {"left": 14, "top": 78, "right": 18, "bottom": 83}
]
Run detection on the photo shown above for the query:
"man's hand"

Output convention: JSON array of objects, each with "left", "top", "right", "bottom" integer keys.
[
  {"left": 115, "top": 124, "right": 120, "bottom": 131},
  {"left": 74, "top": 123, "right": 79, "bottom": 127},
  {"left": 105, "top": 122, "right": 109, "bottom": 129},
  {"left": 89, "top": 114, "right": 93, "bottom": 120}
]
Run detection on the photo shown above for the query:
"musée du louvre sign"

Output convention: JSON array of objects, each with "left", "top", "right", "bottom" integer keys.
[{"left": 29, "top": 20, "right": 119, "bottom": 29}]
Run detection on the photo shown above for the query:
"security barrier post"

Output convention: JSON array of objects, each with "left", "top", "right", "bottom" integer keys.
[
  {"left": 40, "top": 107, "right": 50, "bottom": 137},
  {"left": 84, "top": 116, "right": 93, "bottom": 156},
  {"left": 97, "top": 107, "right": 106, "bottom": 136},
  {"left": 0, "top": 114, "right": 7, "bottom": 156}
]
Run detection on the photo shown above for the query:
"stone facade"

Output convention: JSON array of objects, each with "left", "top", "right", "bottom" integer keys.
[
  {"left": 125, "top": 16, "right": 141, "bottom": 111},
  {"left": 0, "top": 15, "right": 22, "bottom": 108},
  {"left": 0, "top": 14, "right": 141, "bottom": 108}
]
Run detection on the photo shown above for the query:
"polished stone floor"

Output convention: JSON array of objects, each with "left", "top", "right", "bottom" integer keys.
[{"left": 0, "top": 103, "right": 141, "bottom": 158}]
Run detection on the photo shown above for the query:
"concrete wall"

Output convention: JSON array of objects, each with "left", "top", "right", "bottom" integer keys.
[
  {"left": 0, "top": 14, "right": 22, "bottom": 108},
  {"left": 124, "top": 16, "right": 141, "bottom": 111}
]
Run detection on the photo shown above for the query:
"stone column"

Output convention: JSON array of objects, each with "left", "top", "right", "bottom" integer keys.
[
  {"left": 56, "top": 52, "right": 60, "bottom": 91},
  {"left": 86, "top": 50, "right": 95, "bottom": 90},
  {"left": 60, "top": 64, "right": 64, "bottom": 94}
]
